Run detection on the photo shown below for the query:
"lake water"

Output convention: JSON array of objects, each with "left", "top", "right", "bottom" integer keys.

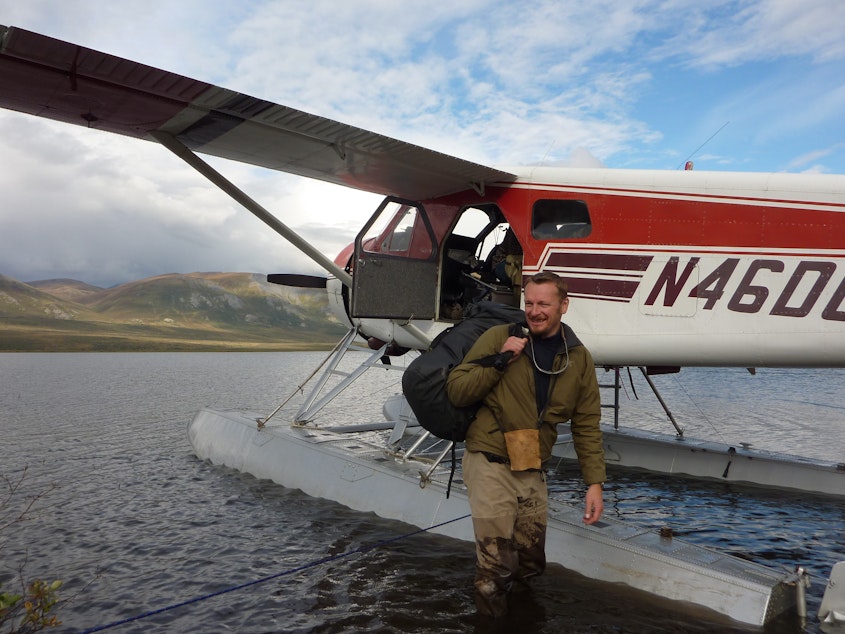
[{"left": 1, "top": 352, "right": 844, "bottom": 633}]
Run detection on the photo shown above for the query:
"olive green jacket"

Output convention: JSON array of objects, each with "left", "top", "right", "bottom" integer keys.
[{"left": 446, "top": 322, "right": 605, "bottom": 485}]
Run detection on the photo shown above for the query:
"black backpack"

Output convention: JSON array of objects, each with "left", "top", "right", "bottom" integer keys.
[{"left": 401, "top": 302, "right": 526, "bottom": 442}]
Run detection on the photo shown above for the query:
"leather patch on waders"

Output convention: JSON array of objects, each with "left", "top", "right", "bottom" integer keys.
[{"left": 503, "top": 428, "right": 541, "bottom": 471}]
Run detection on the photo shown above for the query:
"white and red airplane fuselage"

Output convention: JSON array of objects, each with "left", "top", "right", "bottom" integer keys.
[{"left": 334, "top": 167, "right": 845, "bottom": 368}]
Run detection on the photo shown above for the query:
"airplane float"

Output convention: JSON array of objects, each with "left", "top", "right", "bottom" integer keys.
[{"left": 2, "top": 26, "right": 844, "bottom": 628}]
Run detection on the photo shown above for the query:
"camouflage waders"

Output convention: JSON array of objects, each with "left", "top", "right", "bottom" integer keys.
[{"left": 462, "top": 449, "right": 548, "bottom": 617}]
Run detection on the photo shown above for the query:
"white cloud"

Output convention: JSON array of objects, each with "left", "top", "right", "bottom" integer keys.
[
  {"left": 0, "top": 112, "right": 372, "bottom": 286},
  {"left": 665, "top": 0, "right": 845, "bottom": 69},
  {"left": 786, "top": 143, "right": 845, "bottom": 173}
]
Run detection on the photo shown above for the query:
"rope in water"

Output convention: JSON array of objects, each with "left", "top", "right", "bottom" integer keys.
[{"left": 79, "top": 513, "right": 471, "bottom": 633}]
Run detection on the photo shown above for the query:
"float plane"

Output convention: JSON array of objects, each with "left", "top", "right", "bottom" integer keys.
[{"left": 2, "top": 26, "right": 844, "bottom": 627}]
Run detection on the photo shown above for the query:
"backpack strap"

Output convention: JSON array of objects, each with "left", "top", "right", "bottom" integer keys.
[{"left": 470, "top": 322, "right": 528, "bottom": 370}]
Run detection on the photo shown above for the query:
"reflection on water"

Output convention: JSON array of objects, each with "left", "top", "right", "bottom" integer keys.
[{"left": 0, "top": 353, "right": 843, "bottom": 633}]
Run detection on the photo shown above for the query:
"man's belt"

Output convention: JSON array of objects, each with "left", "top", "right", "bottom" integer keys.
[
  {"left": 481, "top": 451, "right": 509, "bottom": 465},
  {"left": 481, "top": 450, "right": 545, "bottom": 472}
]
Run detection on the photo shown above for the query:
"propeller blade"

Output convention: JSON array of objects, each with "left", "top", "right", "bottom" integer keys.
[{"left": 267, "top": 274, "right": 328, "bottom": 289}]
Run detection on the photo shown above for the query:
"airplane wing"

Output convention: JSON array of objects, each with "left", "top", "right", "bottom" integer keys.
[{"left": 0, "top": 25, "right": 515, "bottom": 200}]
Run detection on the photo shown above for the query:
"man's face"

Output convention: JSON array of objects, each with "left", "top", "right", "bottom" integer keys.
[{"left": 524, "top": 282, "right": 568, "bottom": 338}]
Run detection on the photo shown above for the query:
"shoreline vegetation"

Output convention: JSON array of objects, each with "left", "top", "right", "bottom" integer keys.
[
  {"left": 1, "top": 327, "right": 339, "bottom": 352},
  {"left": 0, "top": 272, "right": 347, "bottom": 352}
]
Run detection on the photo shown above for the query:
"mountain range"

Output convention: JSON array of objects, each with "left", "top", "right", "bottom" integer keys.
[{"left": 0, "top": 272, "right": 347, "bottom": 351}]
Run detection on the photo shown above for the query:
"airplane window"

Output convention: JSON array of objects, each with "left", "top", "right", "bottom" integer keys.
[
  {"left": 381, "top": 207, "right": 415, "bottom": 252},
  {"left": 359, "top": 199, "right": 433, "bottom": 260},
  {"left": 452, "top": 206, "right": 490, "bottom": 238},
  {"left": 531, "top": 199, "right": 592, "bottom": 239}
]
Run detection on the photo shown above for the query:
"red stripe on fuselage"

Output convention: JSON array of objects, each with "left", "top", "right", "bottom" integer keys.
[
  {"left": 544, "top": 252, "right": 652, "bottom": 272},
  {"left": 561, "top": 276, "right": 640, "bottom": 300}
]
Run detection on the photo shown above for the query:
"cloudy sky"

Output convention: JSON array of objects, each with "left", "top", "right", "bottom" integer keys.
[{"left": 1, "top": 0, "right": 843, "bottom": 287}]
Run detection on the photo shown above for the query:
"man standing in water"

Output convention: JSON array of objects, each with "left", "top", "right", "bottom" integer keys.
[{"left": 447, "top": 271, "right": 605, "bottom": 617}]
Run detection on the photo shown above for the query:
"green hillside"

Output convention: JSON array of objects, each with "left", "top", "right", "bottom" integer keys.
[{"left": 1, "top": 273, "right": 347, "bottom": 352}]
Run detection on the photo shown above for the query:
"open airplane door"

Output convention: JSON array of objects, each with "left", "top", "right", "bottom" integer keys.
[{"left": 351, "top": 198, "right": 439, "bottom": 319}]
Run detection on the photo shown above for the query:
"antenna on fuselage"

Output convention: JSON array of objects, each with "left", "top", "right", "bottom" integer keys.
[{"left": 677, "top": 121, "right": 730, "bottom": 170}]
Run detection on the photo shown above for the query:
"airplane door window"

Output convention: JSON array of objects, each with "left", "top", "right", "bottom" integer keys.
[{"left": 359, "top": 200, "right": 433, "bottom": 259}]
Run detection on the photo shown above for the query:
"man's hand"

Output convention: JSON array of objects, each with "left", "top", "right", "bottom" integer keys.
[
  {"left": 583, "top": 483, "right": 604, "bottom": 525},
  {"left": 500, "top": 336, "right": 528, "bottom": 364}
]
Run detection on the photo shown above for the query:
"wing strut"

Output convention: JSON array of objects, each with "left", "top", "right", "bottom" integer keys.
[{"left": 151, "top": 131, "right": 354, "bottom": 287}]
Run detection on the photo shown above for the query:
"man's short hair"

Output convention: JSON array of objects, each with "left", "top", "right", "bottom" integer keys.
[{"left": 524, "top": 271, "right": 569, "bottom": 300}]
